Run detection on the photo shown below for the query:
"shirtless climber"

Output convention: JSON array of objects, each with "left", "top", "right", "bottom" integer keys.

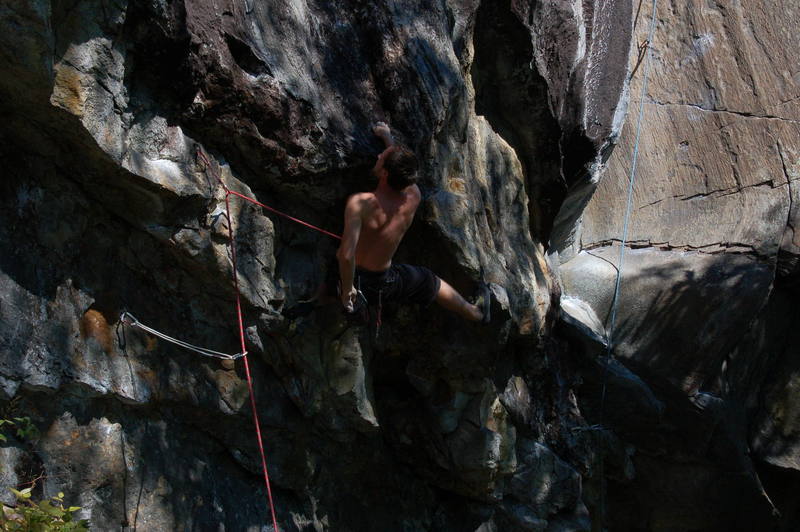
[{"left": 335, "top": 122, "right": 489, "bottom": 322}]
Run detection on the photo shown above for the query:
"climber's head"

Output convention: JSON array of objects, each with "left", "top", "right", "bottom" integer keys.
[{"left": 374, "top": 145, "right": 418, "bottom": 191}]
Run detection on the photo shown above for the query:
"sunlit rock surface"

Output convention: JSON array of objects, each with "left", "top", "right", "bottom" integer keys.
[
  {"left": 1, "top": 0, "right": 797, "bottom": 530},
  {"left": 561, "top": 1, "right": 800, "bottom": 530}
]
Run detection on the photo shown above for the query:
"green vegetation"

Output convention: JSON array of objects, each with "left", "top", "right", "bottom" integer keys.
[
  {"left": 0, "top": 418, "right": 39, "bottom": 443},
  {"left": 0, "top": 410, "right": 88, "bottom": 530},
  {"left": 0, "top": 488, "right": 88, "bottom": 531}
]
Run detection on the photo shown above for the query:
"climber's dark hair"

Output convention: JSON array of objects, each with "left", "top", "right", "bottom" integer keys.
[{"left": 384, "top": 145, "right": 418, "bottom": 191}]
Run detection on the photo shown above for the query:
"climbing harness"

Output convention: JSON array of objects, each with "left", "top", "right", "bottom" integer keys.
[
  {"left": 344, "top": 277, "right": 370, "bottom": 322},
  {"left": 344, "top": 272, "right": 390, "bottom": 340}
]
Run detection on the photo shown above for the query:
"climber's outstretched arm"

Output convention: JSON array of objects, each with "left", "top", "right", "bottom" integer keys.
[{"left": 336, "top": 194, "right": 365, "bottom": 311}]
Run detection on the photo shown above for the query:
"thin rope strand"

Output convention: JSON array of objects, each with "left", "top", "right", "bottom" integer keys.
[
  {"left": 120, "top": 312, "right": 245, "bottom": 360},
  {"left": 595, "top": 1, "right": 658, "bottom": 529},
  {"left": 196, "top": 148, "right": 340, "bottom": 240},
  {"left": 227, "top": 190, "right": 341, "bottom": 240},
  {"left": 600, "top": 0, "right": 658, "bottom": 419},
  {"left": 224, "top": 193, "right": 281, "bottom": 531}
]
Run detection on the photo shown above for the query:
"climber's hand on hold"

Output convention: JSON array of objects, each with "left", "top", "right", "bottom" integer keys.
[
  {"left": 373, "top": 121, "right": 393, "bottom": 146},
  {"left": 341, "top": 285, "right": 358, "bottom": 313}
]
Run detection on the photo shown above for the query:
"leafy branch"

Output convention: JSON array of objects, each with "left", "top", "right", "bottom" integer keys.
[
  {"left": 1, "top": 487, "right": 89, "bottom": 531},
  {"left": 0, "top": 418, "right": 40, "bottom": 443}
]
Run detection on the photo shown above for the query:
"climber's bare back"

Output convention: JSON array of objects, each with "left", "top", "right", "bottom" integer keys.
[{"left": 348, "top": 184, "right": 421, "bottom": 272}]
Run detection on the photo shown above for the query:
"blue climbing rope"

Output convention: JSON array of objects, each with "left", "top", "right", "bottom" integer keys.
[
  {"left": 600, "top": 0, "right": 659, "bottom": 419},
  {"left": 595, "top": 1, "right": 658, "bottom": 528}
]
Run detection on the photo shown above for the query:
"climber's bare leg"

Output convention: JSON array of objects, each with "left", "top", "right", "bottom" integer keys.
[{"left": 434, "top": 278, "right": 482, "bottom": 321}]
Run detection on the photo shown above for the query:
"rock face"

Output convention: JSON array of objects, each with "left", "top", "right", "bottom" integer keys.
[
  {"left": 0, "top": 0, "right": 796, "bottom": 530},
  {"left": 559, "top": 1, "right": 800, "bottom": 530}
]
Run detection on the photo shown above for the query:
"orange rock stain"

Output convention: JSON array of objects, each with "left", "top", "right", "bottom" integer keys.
[{"left": 80, "top": 309, "right": 114, "bottom": 354}]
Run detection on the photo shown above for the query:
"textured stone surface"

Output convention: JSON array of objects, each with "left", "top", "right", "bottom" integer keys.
[
  {"left": 0, "top": 0, "right": 634, "bottom": 529},
  {"left": 3, "top": 0, "right": 798, "bottom": 530},
  {"left": 561, "top": 246, "right": 774, "bottom": 390},
  {"left": 0, "top": 447, "right": 28, "bottom": 506},
  {"left": 559, "top": 1, "right": 800, "bottom": 529}
]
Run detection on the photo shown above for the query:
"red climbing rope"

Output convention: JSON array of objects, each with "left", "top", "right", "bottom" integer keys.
[
  {"left": 123, "top": 149, "right": 343, "bottom": 529},
  {"left": 198, "top": 147, "right": 338, "bottom": 532},
  {"left": 223, "top": 191, "right": 281, "bottom": 532},
  {"left": 227, "top": 190, "right": 342, "bottom": 240},
  {"left": 195, "top": 146, "right": 347, "bottom": 530},
  {"left": 195, "top": 149, "right": 341, "bottom": 240}
]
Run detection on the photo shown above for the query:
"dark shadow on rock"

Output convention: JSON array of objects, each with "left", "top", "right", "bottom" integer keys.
[
  {"left": 560, "top": 247, "right": 782, "bottom": 530},
  {"left": 472, "top": 0, "right": 563, "bottom": 242}
]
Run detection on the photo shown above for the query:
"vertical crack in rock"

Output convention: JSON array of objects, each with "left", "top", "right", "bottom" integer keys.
[
  {"left": 529, "top": 0, "right": 634, "bottom": 258},
  {"left": 119, "top": 429, "right": 131, "bottom": 528},
  {"left": 778, "top": 141, "right": 793, "bottom": 228},
  {"left": 776, "top": 141, "right": 799, "bottom": 282},
  {"left": 471, "top": 0, "right": 563, "bottom": 241}
]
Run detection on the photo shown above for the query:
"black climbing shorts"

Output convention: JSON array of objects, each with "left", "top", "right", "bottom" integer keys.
[{"left": 328, "top": 262, "right": 441, "bottom": 307}]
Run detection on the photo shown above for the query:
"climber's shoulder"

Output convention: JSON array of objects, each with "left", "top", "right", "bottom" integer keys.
[{"left": 344, "top": 192, "right": 378, "bottom": 216}]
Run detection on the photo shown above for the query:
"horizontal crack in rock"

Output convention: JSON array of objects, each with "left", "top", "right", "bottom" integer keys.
[
  {"left": 638, "top": 179, "right": 793, "bottom": 209},
  {"left": 582, "top": 238, "right": 770, "bottom": 260},
  {"left": 649, "top": 101, "right": 800, "bottom": 124}
]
